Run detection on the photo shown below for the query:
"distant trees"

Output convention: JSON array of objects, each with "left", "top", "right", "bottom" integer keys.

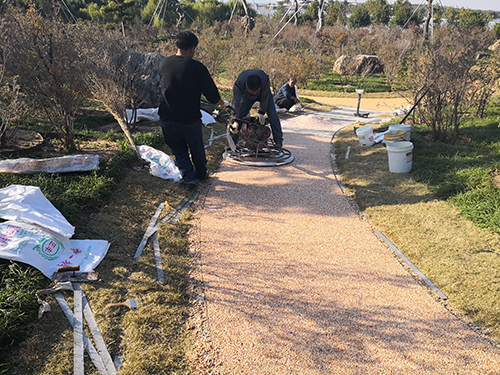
[
  {"left": 364, "top": 0, "right": 390, "bottom": 25},
  {"left": 457, "top": 8, "right": 487, "bottom": 29},
  {"left": 347, "top": 4, "right": 371, "bottom": 28},
  {"left": 390, "top": 0, "right": 422, "bottom": 28}
]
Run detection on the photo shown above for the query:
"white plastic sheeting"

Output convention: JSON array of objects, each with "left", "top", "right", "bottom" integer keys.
[
  {"left": 0, "top": 185, "right": 109, "bottom": 279},
  {"left": 125, "top": 108, "right": 216, "bottom": 125},
  {"left": 0, "top": 185, "right": 75, "bottom": 238},
  {"left": 137, "top": 145, "right": 182, "bottom": 182}
]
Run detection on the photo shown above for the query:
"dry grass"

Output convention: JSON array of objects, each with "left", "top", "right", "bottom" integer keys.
[
  {"left": 7, "top": 122, "right": 228, "bottom": 374},
  {"left": 334, "top": 123, "right": 500, "bottom": 343}
]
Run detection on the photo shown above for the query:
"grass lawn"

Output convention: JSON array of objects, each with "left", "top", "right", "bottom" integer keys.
[
  {"left": 0, "top": 107, "right": 229, "bottom": 374},
  {"left": 334, "top": 96, "right": 500, "bottom": 343}
]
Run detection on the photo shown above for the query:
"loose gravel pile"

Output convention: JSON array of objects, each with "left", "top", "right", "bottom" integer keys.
[{"left": 189, "top": 110, "right": 500, "bottom": 374}]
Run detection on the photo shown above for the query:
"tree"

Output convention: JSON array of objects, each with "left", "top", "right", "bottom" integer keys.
[
  {"left": 303, "top": 0, "right": 319, "bottom": 22},
  {"left": 390, "top": 0, "right": 422, "bottom": 28},
  {"left": 347, "top": 5, "right": 371, "bottom": 29},
  {"left": 423, "top": 0, "right": 432, "bottom": 40},
  {"left": 191, "top": 0, "right": 231, "bottom": 26},
  {"left": 365, "top": 0, "right": 390, "bottom": 25},
  {"left": 494, "top": 23, "right": 500, "bottom": 39},
  {"left": 445, "top": 7, "right": 460, "bottom": 27},
  {"left": 4, "top": 7, "right": 87, "bottom": 151},
  {"left": 325, "top": 2, "right": 346, "bottom": 26},
  {"left": 458, "top": 8, "right": 487, "bottom": 30}
]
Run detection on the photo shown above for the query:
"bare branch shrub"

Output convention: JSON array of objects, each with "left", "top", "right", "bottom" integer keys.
[
  {"left": 222, "top": 20, "right": 323, "bottom": 92},
  {"left": 77, "top": 23, "right": 141, "bottom": 156},
  {"left": 193, "top": 23, "right": 231, "bottom": 77},
  {"left": 376, "top": 26, "right": 420, "bottom": 88},
  {"left": 404, "top": 27, "right": 496, "bottom": 141},
  {"left": 0, "top": 41, "right": 28, "bottom": 148},
  {"left": 3, "top": 6, "right": 87, "bottom": 151}
]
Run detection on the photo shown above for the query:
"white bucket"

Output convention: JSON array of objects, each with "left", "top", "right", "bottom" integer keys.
[
  {"left": 384, "top": 130, "right": 406, "bottom": 144},
  {"left": 389, "top": 124, "right": 412, "bottom": 141},
  {"left": 386, "top": 141, "right": 413, "bottom": 173},
  {"left": 355, "top": 125, "right": 375, "bottom": 147}
]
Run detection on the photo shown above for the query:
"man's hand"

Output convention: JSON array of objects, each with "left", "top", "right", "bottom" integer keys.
[
  {"left": 258, "top": 113, "right": 266, "bottom": 125},
  {"left": 229, "top": 121, "right": 239, "bottom": 134},
  {"left": 217, "top": 99, "right": 230, "bottom": 109}
]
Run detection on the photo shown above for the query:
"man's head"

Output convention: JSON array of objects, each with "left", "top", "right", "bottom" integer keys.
[
  {"left": 176, "top": 30, "right": 199, "bottom": 52},
  {"left": 289, "top": 77, "right": 297, "bottom": 87},
  {"left": 246, "top": 74, "right": 262, "bottom": 95}
]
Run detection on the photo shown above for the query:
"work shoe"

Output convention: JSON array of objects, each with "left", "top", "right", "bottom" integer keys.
[
  {"left": 183, "top": 180, "right": 197, "bottom": 190},
  {"left": 273, "top": 142, "right": 283, "bottom": 149},
  {"left": 196, "top": 171, "right": 209, "bottom": 181}
]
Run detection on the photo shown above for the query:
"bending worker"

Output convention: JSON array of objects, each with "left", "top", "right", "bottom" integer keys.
[
  {"left": 232, "top": 69, "right": 284, "bottom": 149},
  {"left": 158, "top": 30, "right": 225, "bottom": 189},
  {"left": 275, "top": 77, "right": 301, "bottom": 110}
]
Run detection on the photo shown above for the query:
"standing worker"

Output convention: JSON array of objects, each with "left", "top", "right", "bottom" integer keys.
[
  {"left": 232, "top": 69, "right": 284, "bottom": 149},
  {"left": 274, "top": 77, "right": 301, "bottom": 110},
  {"left": 158, "top": 30, "right": 225, "bottom": 189}
]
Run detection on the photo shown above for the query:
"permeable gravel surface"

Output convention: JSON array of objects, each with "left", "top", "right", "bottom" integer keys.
[{"left": 189, "top": 110, "right": 500, "bottom": 374}]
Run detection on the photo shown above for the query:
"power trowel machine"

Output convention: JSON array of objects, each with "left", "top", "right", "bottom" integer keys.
[{"left": 214, "top": 106, "right": 294, "bottom": 167}]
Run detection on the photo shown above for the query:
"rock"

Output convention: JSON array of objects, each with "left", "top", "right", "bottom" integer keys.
[
  {"left": 333, "top": 54, "right": 384, "bottom": 75},
  {"left": 117, "top": 51, "right": 166, "bottom": 108}
]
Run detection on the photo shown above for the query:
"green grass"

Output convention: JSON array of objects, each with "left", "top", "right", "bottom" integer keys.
[
  {"left": 334, "top": 97, "right": 500, "bottom": 342},
  {"left": 305, "top": 71, "right": 392, "bottom": 93},
  {"left": 0, "top": 110, "right": 228, "bottom": 374},
  {"left": 0, "top": 261, "right": 46, "bottom": 374},
  {"left": 409, "top": 103, "right": 500, "bottom": 233}
]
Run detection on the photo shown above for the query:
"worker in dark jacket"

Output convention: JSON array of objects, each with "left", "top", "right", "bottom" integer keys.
[
  {"left": 159, "top": 30, "right": 225, "bottom": 189},
  {"left": 232, "top": 69, "right": 283, "bottom": 148},
  {"left": 274, "top": 77, "right": 301, "bottom": 110}
]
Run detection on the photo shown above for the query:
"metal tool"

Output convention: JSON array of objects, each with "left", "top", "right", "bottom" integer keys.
[
  {"left": 52, "top": 265, "right": 98, "bottom": 283},
  {"left": 106, "top": 298, "right": 139, "bottom": 309}
]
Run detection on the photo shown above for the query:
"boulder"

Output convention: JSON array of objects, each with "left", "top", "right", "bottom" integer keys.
[
  {"left": 117, "top": 51, "right": 165, "bottom": 108},
  {"left": 333, "top": 54, "right": 384, "bottom": 75}
]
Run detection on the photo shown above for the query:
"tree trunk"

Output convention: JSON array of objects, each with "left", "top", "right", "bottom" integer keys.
[
  {"left": 423, "top": 0, "right": 433, "bottom": 40},
  {"left": 63, "top": 115, "right": 77, "bottom": 152},
  {"left": 317, "top": 0, "right": 325, "bottom": 32},
  {"left": 107, "top": 106, "right": 141, "bottom": 158},
  {"left": 293, "top": 0, "right": 298, "bottom": 25}
]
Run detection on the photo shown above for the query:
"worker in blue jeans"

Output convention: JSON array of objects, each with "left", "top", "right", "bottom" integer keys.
[
  {"left": 232, "top": 69, "right": 283, "bottom": 149},
  {"left": 158, "top": 30, "right": 225, "bottom": 189}
]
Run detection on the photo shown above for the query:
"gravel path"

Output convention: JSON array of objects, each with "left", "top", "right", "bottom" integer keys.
[{"left": 190, "top": 109, "right": 500, "bottom": 374}]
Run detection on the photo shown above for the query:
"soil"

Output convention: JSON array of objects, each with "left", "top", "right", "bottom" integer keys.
[{"left": 0, "top": 129, "right": 44, "bottom": 153}]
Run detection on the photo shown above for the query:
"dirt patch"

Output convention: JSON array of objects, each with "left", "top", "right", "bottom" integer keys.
[
  {"left": 493, "top": 170, "right": 500, "bottom": 188},
  {"left": 0, "top": 129, "right": 44, "bottom": 153}
]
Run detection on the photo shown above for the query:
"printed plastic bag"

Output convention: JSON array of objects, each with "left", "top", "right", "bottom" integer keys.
[
  {"left": 0, "top": 154, "right": 100, "bottom": 174},
  {"left": 137, "top": 145, "right": 182, "bottom": 182},
  {"left": 0, "top": 185, "right": 75, "bottom": 238},
  {"left": 0, "top": 220, "right": 109, "bottom": 279}
]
